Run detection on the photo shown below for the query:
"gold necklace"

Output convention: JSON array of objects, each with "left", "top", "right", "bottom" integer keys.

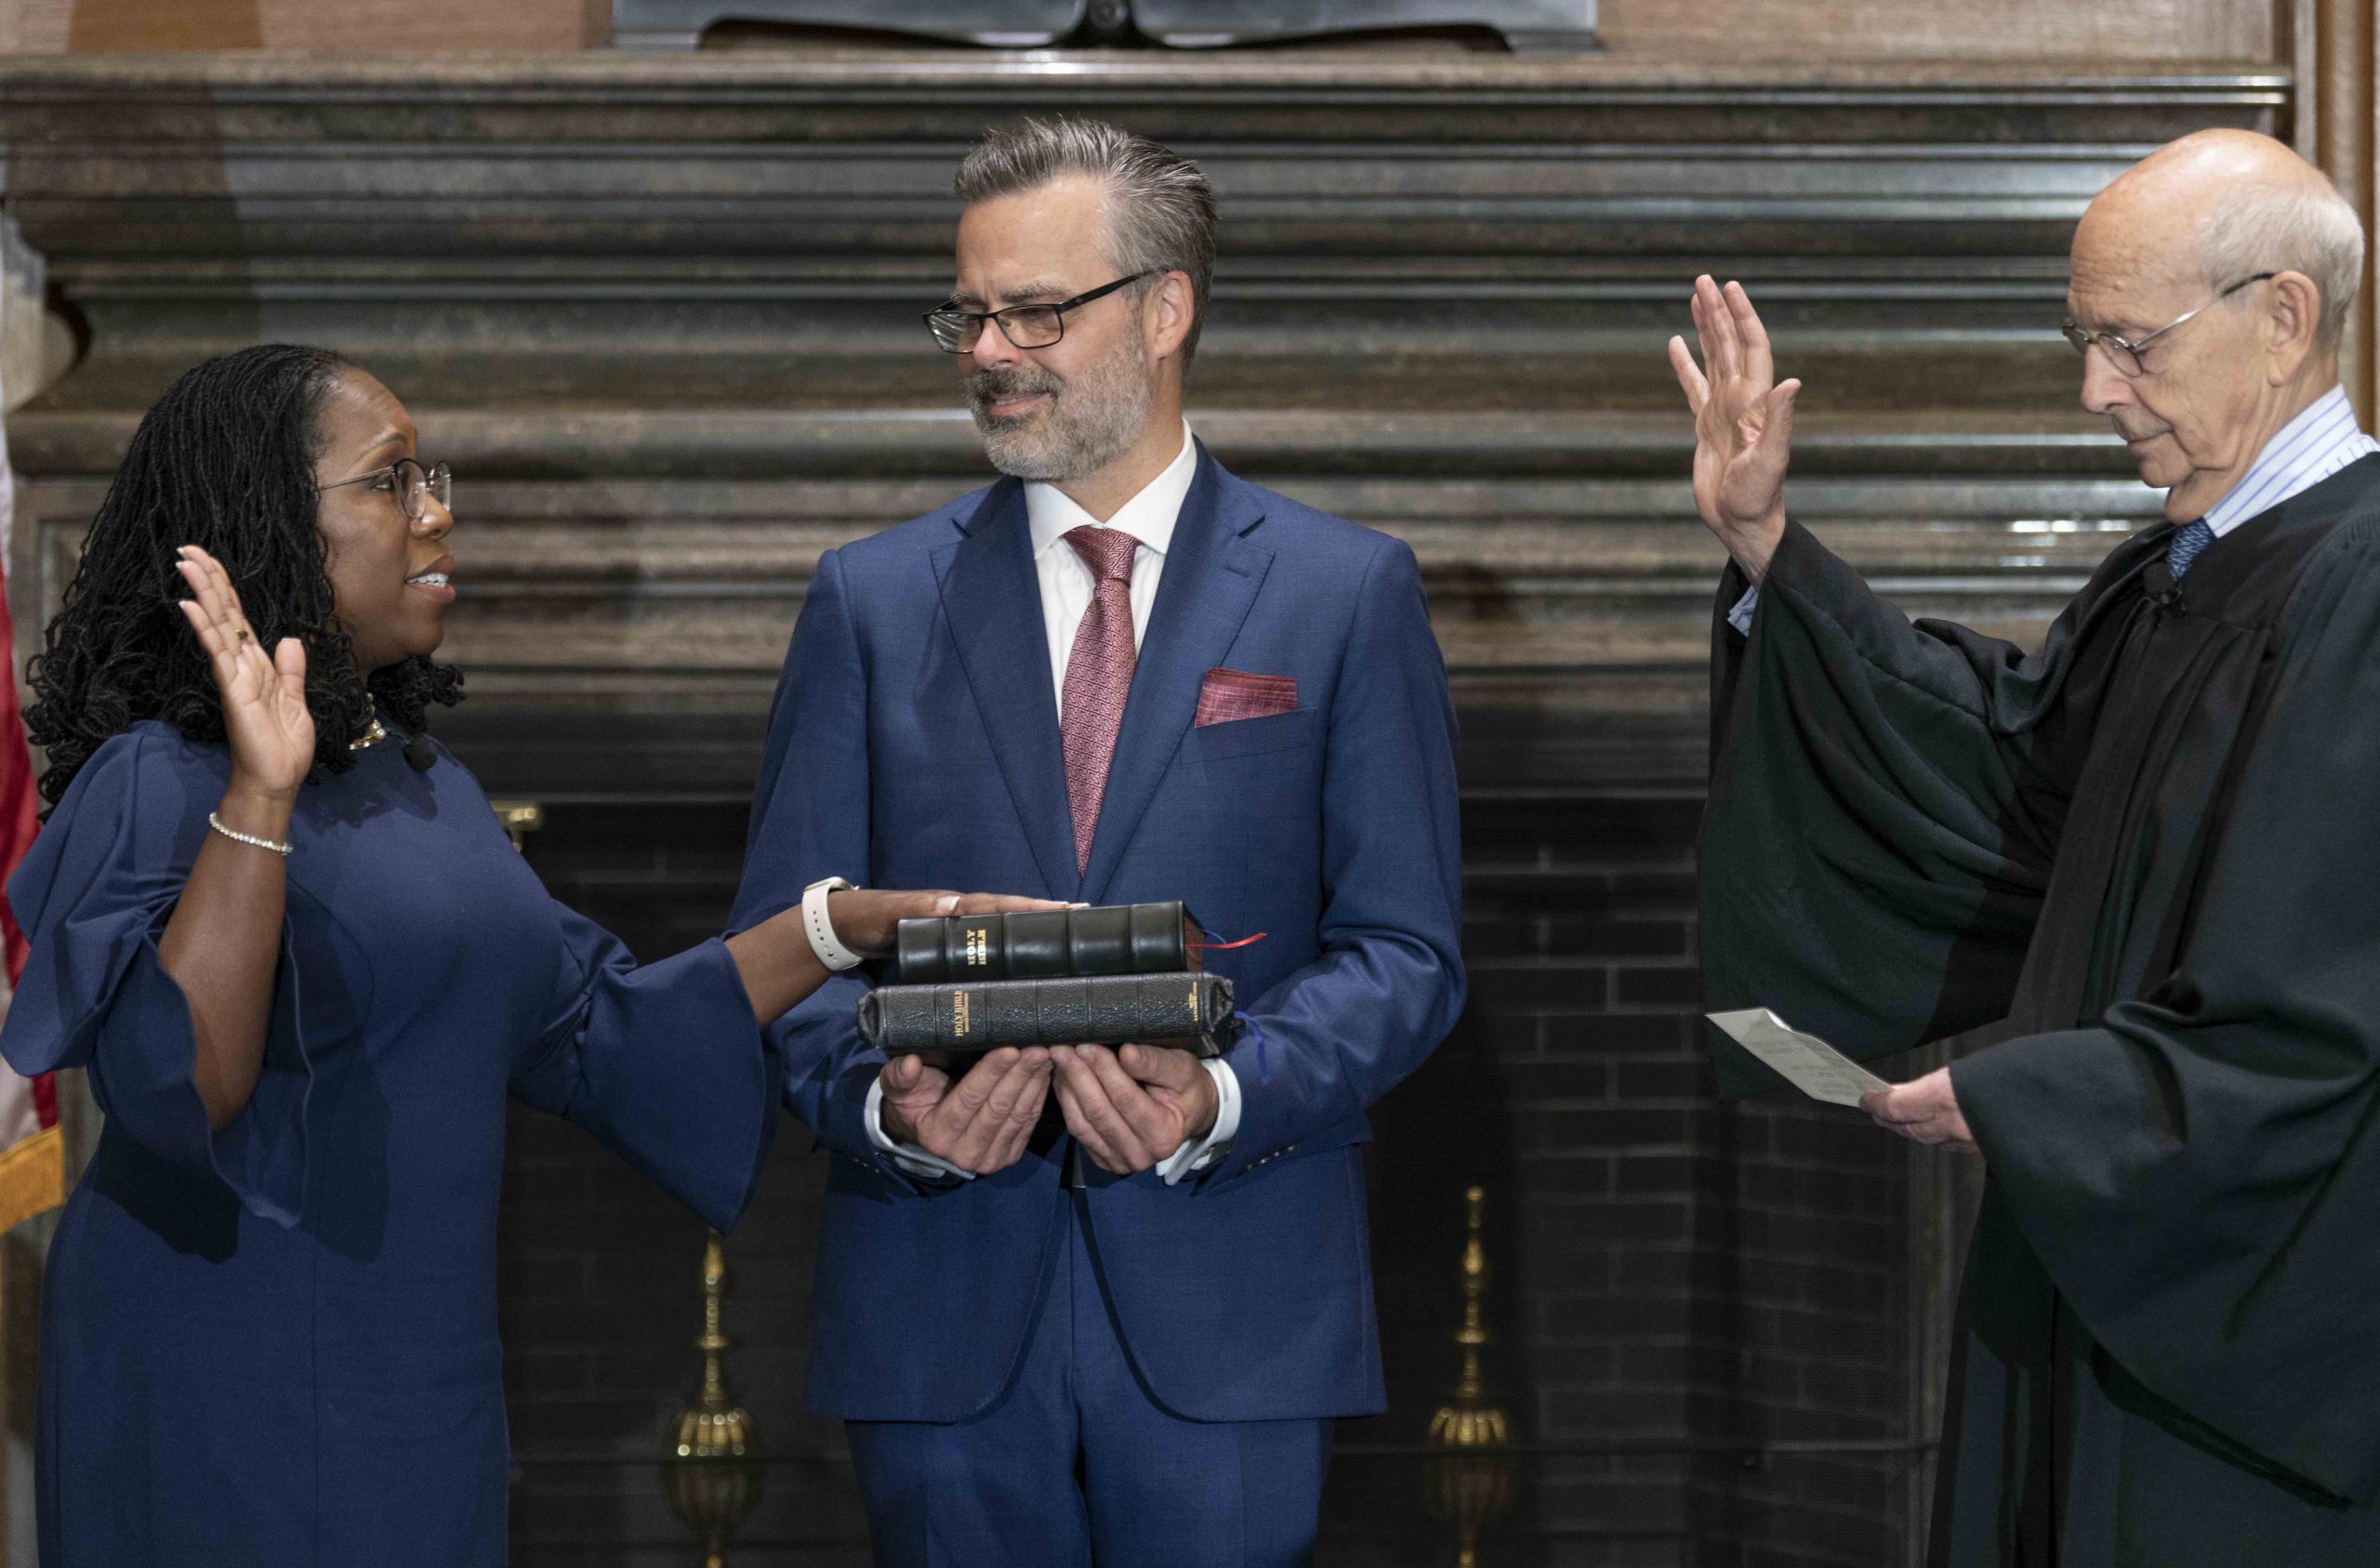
[{"left": 350, "top": 718, "right": 389, "bottom": 752}]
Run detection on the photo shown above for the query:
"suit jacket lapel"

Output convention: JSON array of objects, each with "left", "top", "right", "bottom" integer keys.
[
  {"left": 1079, "top": 448, "right": 1274, "bottom": 903},
  {"left": 932, "top": 481, "right": 1080, "bottom": 900}
]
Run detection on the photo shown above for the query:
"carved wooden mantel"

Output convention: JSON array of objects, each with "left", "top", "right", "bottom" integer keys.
[{"left": 0, "top": 52, "right": 2287, "bottom": 794}]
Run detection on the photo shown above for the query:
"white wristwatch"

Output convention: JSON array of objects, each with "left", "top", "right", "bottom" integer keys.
[{"left": 801, "top": 876, "right": 865, "bottom": 971}]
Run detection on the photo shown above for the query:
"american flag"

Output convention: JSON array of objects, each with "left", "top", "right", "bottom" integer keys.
[{"left": 0, "top": 216, "right": 64, "bottom": 1233}]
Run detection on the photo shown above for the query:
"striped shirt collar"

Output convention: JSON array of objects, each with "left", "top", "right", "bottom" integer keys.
[{"left": 2201, "top": 385, "right": 2380, "bottom": 537}]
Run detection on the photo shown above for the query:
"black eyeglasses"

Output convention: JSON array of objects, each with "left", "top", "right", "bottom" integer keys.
[
  {"left": 2062, "top": 273, "right": 2277, "bottom": 377},
  {"left": 924, "top": 273, "right": 1150, "bottom": 354},
  {"left": 320, "top": 457, "right": 451, "bottom": 521}
]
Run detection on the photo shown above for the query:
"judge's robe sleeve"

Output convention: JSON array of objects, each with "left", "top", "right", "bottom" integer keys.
[
  {"left": 1700, "top": 520, "right": 2124, "bottom": 1092},
  {"left": 1952, "top": 518, "right": 2380, "bottom": 1507}
]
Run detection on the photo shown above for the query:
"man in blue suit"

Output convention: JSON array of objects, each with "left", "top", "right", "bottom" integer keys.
[{"left": 730, "top": 116, "right": 1465, "bottom": 1568}]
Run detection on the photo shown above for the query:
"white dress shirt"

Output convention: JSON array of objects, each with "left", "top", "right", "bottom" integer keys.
[
  {"left": 866, "top": 422, "right": 1244, "bottom": 1184},
  {"left": 1726, "top": 384, "right": 2380, "bottom": 636},
  {"left": 1025, "top": 422, "right": 1198, "bottom": 696}
]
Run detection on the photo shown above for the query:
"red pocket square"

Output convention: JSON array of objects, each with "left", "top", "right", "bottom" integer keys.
[{"left": 1195, "top": 668, "right": 1299, "bottom": 727}]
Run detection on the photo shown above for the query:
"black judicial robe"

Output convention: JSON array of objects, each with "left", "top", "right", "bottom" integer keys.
[{"left": 1701, "top": 455, "right": 2380, "bottom": 1565}]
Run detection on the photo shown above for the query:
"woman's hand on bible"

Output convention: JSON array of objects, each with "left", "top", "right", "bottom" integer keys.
[
  {"left": 826, "top": 889, "right": 1068, "bottom": 959},
  {"left": 1667, "top": 275, "right": 1799, "bottom": 585},
  {"left": 1860, "top": 1068, "right": 1979, "bottom": 1157},
  {"left": 174, "top": 545, "right": 313, "bottom": 802}
]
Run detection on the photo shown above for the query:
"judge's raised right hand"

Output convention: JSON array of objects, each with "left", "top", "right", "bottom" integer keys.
[
  {"left": 1667, "top": 276, "right": 1800, "bottom": 586},
  {"left": 879, "top": 1047, "right": 1053, "bottom": 1176}
]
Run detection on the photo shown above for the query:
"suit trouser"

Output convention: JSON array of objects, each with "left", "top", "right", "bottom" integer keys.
[{"left": 844, "top": 1187, "right": 1333, "bottom": 1568}]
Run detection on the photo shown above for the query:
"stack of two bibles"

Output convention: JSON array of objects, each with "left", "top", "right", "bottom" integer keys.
[{"left": 854, "top": 901, "right": 1238, "bottom": 1058}]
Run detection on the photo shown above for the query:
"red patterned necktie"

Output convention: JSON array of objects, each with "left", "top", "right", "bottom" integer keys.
[{"left": 1061, "top": 525, "right": 1141, "bottom": 873}]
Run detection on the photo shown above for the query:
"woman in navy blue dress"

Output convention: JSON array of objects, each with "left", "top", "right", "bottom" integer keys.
[{"left": 0, "top": 346, "right": 1058, "bottom": 1565}]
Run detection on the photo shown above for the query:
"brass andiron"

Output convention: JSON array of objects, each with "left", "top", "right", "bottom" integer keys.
[
  {"left": 664, "top": 1231, "right": 761, "bottom": 1568},
  {"left": 1429, "top": 1186, "right": 1511, "bottom": 1448},
  {"left": 1425, "top": 1186, "right": 1517, "bottom": 1568}
]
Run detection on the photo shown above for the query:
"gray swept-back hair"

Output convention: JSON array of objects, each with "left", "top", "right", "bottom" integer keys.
[
  {"left": 955, "top": 116, "right": 1218, "bottom": 362},
  {"left": 2198, "top": 174, "right": 2366, "bottom": 349}
]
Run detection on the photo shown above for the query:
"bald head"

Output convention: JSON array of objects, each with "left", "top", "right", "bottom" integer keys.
[
  {"left": 2102, "top": 127, "right": 2330, "bottom": 211},
  {"left": 2078, "top": 130, "right": 2363, "bottom": 349}
]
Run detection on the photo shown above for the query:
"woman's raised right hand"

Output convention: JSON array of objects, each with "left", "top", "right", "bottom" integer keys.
[{"left": 175, "top": 545, "right": 315, "bottom": 801}]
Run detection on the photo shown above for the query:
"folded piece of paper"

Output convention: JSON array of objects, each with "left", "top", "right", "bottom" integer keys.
[{"left": 1706, "top": 1008, "right": 1891, "bottom": 1107}]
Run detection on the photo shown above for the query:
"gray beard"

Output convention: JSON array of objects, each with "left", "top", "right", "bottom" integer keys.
[{"left": 971, "top": 342, "right": 1155, "bottom": 483}]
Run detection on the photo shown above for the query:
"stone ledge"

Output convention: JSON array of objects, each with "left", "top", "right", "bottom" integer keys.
[
  {"left": 0, "top": 52, "right": 2294, "bottom": 96},
  {"left": 9, "top": 406, "right": 2135, "bottom": 476}
]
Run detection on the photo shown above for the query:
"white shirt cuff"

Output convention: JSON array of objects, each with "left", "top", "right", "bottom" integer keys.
[
  {"left": 1726, "top": 584, "right": 1760, "bottom": 637},
  {"left": 1156, "top": 1057, "right": 1241, "bottom": 1187},
  {"left": 864, "top": 1074, "right": 975, "bottom": 1182}
]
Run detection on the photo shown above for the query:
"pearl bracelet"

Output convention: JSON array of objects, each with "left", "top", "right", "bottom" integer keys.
[{"left": 207, "top": 811, "right": 293, "bottom": 858}]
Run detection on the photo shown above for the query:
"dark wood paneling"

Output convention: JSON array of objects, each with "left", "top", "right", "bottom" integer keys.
[
  {"left": 1598, "top": 0, "right": 2271, "bottom": 60},
  {"left": 9, "top": 0, "right": 2282, "bottom": 57},
  {"left": 24, "top": 0, "right": 598, "bottom": 51}
]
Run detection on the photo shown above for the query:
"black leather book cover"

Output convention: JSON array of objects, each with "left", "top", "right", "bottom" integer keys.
[
  {"left": 856, "top": 971, "right": 1236, "bottom": 1057},
  {"left": 894, "top": 900, "right": 1206, "bottom": 983}
]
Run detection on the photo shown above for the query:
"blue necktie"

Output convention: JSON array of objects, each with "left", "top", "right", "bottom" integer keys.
[{"left": 2167, "top": 519, "right": 2215, "bottom": 579}]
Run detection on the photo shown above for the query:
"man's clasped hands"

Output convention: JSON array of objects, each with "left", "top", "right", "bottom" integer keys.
[{"left": 879, "top": 1041, "right": 1220, "bottom": 1176}]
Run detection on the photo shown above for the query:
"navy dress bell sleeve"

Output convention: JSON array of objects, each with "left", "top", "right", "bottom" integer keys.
[
  {"left": 509, "top": 909, "right": 781, "bottom": 1234},
  {"left": 3, "top": 725, "right": 319, "bottom": 1226}
]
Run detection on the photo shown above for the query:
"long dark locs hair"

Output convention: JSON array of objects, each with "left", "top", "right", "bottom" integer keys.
[{"left": 25, "top": 344, "right": 463, "bottom": 810}]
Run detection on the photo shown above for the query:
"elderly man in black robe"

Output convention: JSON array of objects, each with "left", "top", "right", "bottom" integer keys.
[{"left": 1673, "top": 129, "right": 2380, "bottom": 1563}]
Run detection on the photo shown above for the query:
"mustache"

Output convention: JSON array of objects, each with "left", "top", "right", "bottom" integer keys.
[{"left": 966, "top": 366, "right": 1064, "bottom": 409}]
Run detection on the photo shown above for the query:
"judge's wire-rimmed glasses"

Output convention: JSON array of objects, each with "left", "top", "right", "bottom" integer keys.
[
  {"left": 320, "top": 457, "right": 452, "bottom": 522},
  {"left": 925, "top": 273, "right": 1151, "bottom": 354},
  {"left": 2061, "top": 272, "right": 2277, "bottom": 377}
]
